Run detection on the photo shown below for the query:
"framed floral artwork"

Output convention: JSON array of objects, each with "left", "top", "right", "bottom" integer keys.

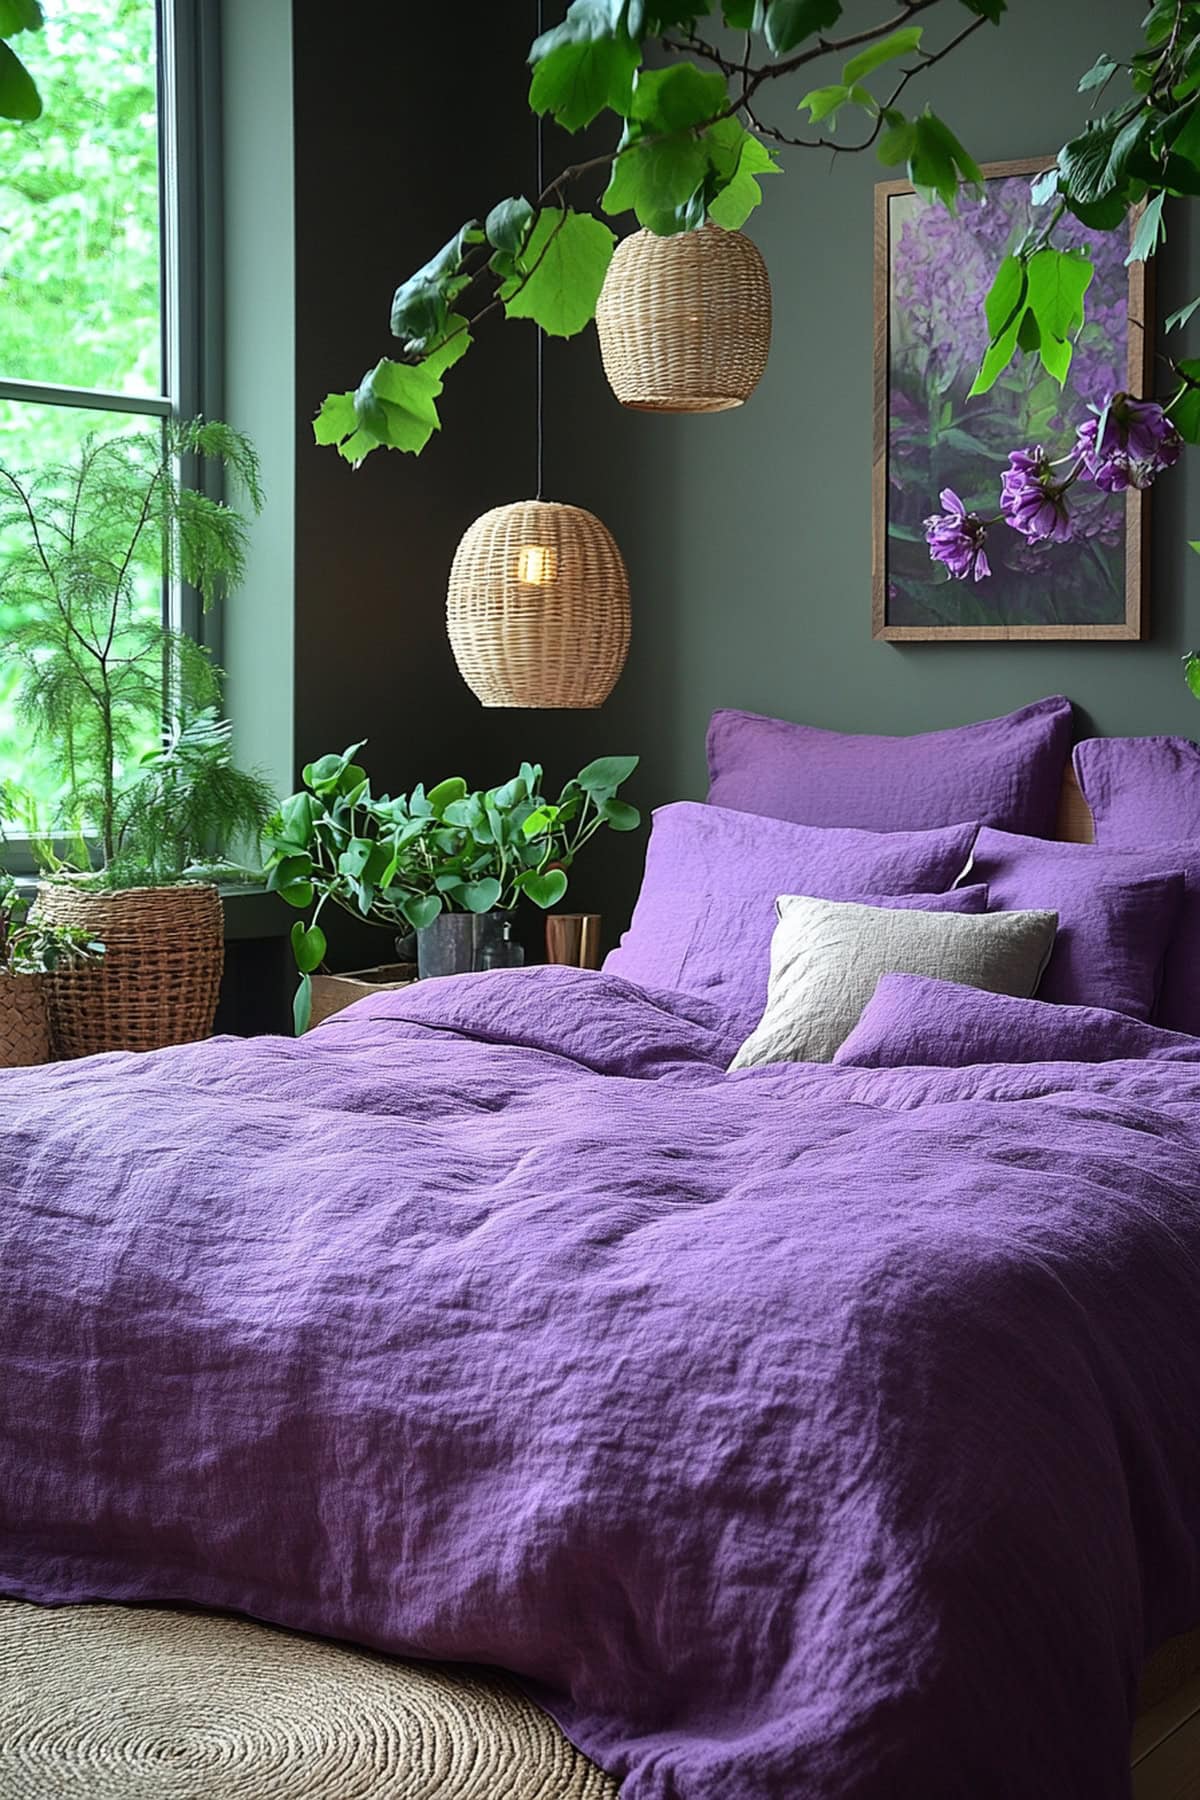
[{"left": 872, "top": 157, "right": 1150, "bottom": 641}]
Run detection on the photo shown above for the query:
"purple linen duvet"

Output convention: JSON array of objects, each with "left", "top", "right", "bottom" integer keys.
[{"left": 2, "top": 966, "right": 1200, "bottom": 1799}]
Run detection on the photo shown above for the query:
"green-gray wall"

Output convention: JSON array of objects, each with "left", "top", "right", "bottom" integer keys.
[{"left": 290, "top": 0, "right": 1200, "bottom": 952}]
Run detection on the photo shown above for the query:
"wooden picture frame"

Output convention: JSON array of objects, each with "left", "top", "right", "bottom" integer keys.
[{"left": 872, "top": 156, "right": 1151, "bottom": 642}]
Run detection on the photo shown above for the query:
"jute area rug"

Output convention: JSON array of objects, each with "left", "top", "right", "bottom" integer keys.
[{"left": 0, "top": 1599, "right": 620, "bottom": 1799}]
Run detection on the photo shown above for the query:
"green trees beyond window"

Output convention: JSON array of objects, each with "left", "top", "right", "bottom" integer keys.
[{"left": 0, "top": 0, "right": 162, "bottom": 826}]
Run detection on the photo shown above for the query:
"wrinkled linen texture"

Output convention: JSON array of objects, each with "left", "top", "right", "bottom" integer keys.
[
  {"left": 705, "top": 695, "right": 1072, "bottom": 835},
  {"left": 1074, "top": 735, "right": 1200, "bottom": 846},
  {"left": 2, "top": 966, "right": 1200, "bottom": 1800}
]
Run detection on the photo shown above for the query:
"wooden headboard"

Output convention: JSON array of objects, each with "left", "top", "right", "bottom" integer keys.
[{"left": 1056, "top": 763, "right": 1095, "bottom": 845}]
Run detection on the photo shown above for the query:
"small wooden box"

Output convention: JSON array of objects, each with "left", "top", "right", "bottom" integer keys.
[{"left": 308, "top": 963, "right": 416, "bottom": 1030}]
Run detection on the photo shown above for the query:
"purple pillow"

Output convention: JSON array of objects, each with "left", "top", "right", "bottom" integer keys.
[
  {"left": 603, "top": 802, "right": 979, "bottom": 1037},
  {"left": 706, "top": 695, "right": 1072, "bottom": 836},
  {"left": 835, "top": 973, "right": 1200, "bottom": 1069},
  {"left": 966, "top": 828, "right": 1184, "bottom": 1021},
  {"left": 1074, "top": 736, "right": 1200, "bottom": 845}
]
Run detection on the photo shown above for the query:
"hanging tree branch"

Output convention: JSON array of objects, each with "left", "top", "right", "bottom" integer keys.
[{"left": 314, "top": 0, "right": 1004, "bottom": 465}]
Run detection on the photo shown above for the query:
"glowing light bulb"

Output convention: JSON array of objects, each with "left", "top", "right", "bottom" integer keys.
[{"left": 515, "top": 544, "right": 556, "bottom": 585}]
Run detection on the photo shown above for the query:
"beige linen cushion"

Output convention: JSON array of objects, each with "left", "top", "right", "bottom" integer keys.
[{"left": 730, "top": 895, "right": 1058, "bottom": 1069}]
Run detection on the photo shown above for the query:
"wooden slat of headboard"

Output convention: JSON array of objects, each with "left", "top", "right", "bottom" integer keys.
[{"left": 1057, "top": 763, "right": 1095, "bottom": 845}]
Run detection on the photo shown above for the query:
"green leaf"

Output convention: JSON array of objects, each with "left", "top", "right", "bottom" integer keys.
[
  {"left": 456, "top": 878, "right": 503, "bottom": 913},
  {"left": 578, "top": 753, "right": 639, "bottom": 793},
  {"left": 427, "top": 776, "right": 469, "bottom": 814},
  {"left": 603, "top": 62, "right": 732, "bottom": 230},
  {"left": 1058, "top": 110, "right": 1147, "bottom": 205},
  {"left": 0, "top": 38, "right": 40, "bottom": 119},
  {"left": 290, "top": 920, "right": 327, "bottom": 976},
  {"left": 338, "top": 837, "right": 375, "bottom": 879},
  {"left": 877, "top": 109, "right": 917, "bottom": 167},
  {"left": 0, "top": 0, "right": 41, "bottom": 33},
  {"left": 798, "top": 84, "right": 849, "bottom": 124},
  {"left": 280, "top": 791, "right": 317, "bottom": 848},
  {"left": 705, "top": 125, "right": 780, "bottom": 228},
  {"left": 529, "top": 0, "right": 639, "bottom": 130},
  {"left": 599, "top": 798, "right": 640, "bottom": 830},
  {"left": 1171, "top": 358, "right": 1200, "bottom": 443},
  {"left": 764, "top": 0, "right": 841, "bottom": 56},
  {"left": 389, "top": 221, "right": 482, "bottom": 351},
  {"left": 1127, "top": 189, "right": 1166, "bottom": 263},
  {"left": 293, "top": 973, "right": 312, "bottom": 1037},
  {"left": 266, "top": 853, "right": 314, "bottom": 910},
  {"left": 313, "top": 391, "right": 357, "bottom": 448},
  {"left": 1166, "top": 293, "right": 1200, "bottom": 332},
  {"left": 335, "top": 430, "right": 378, "bottom": 467},
  {"left": 353, "top": 358, "right": 443, "bottom": 454},
  {"left": 1185, "top": 649, "right": 1200, "bottom": 702},
  {"left": 1023, "top": 246, "right": 1094, "bottom": 385},
  {"left": 521, "top": 804, "right": 561, "bottom": 838},
  {"left": 968, "top": 254, "right": 1027, "bottom": 396},
  {"left": 1017, "top": 307, "right": 1041, "bottom": 353},
  {"left": 485, "top": 196, "right": 535, "bottom": 255},
  {"left": 957, "top": 0, "right": 1005, "bottom": 18},
  {"left": 908, "top": 108, "right": 982, "bottom": 208},
  {"left": 401, "top": 894, "right": 443, "bottom": 931},
  {"left": 721, "top": 0, "right": 762, "bottom": 23},
  {"left": 499, "top": 208, "right": 616, "bottom": 337},
  {"left": 1078, "top": 53, "right": 1117, "bottom": 92},
  {"left": 1064, "top": 190, "right": 1130, "bottom": 230},
  {"left": 626, "top": 59, "right": 728, "bottom": 131},
  {"left": 520, "top": 869, "right": 570, "bottom": 909},
  {"left": 422, "top": 316, "right": 472, "bottom": 378},
  {"left": 842, "top": 26, "right": 922, "bottom": 86},
  {"left": 277, "top": 878, "right": 314, "bottom": 909}
]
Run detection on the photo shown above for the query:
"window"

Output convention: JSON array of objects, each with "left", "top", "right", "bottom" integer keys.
[{"left": 0, "top": 0, "right": 212, "bottom": 834}]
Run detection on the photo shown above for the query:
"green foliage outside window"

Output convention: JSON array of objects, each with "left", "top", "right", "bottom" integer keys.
[{"left": 0, "top": 0, "right": 162, "bottom": 823}]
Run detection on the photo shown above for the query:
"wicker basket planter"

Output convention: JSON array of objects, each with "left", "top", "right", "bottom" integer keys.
[
  {"left": 595, "top": 223, "right": 772, "bottom": 413},
  {"left": 35, "top": 883, "right": 224, "bottom": 1059},
  {"left": 308, "top": 962, "right": 416, "bottom": 1031},
  {"left": 447, "top": 500, "right": 630, "bottom": 709},
  {"left": 0, "top": 972, "right": 51, "bottom": 1068}
]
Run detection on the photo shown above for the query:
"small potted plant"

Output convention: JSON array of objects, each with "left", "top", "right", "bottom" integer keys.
[
  {"left": 263, "top": 749, "right": 639, "bottom": 1032},
  {"left": 0, "top": 869, "right": 104, "bottom": 1068},
  {"left": 1, "top": 422, "right": 277, "bottom": 1056}
]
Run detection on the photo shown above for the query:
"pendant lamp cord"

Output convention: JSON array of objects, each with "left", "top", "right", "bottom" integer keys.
[{"left": 535, "top": 0, "right": 545, "bottom": 501}]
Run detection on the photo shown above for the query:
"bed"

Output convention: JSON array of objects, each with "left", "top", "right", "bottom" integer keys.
[{"left": 3, "top": 709, "right": 1200, "bottom": 1800}]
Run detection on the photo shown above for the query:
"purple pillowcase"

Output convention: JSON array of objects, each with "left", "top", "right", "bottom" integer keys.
[
  {"left": 603, "top": 802, "right": 980, "bottom": 1038},
  {"left": 966, "top": 828, "right": 1185, "bottom": 1022},
  {"left": 1074, "top": 736, "right": 1200, "bottom": 845},
  {"left": 706, "top": 695, "right": 1072, "bottom": 836},
  {"left": 835, "top": 973, "right": 1200, "bottom": 1069}
]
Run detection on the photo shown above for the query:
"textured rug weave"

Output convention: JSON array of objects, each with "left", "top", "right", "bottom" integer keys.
[{"left": 0, "top": 1600, "right": 619, "bottom": 1799}]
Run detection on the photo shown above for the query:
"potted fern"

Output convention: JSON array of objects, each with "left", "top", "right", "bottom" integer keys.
[{"left": 0, "top": 421, "right": 277, "bottom": 1057}]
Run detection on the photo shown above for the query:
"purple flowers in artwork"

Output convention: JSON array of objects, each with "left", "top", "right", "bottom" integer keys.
[
  {"left": 926, "top": 395, "right": 1178, "bottom": 582},
  {"left": 999, "top": 447, "right": 1073, "bottom": 545},
  {"left": 924, "top": 490, "right": 991, "bottom": 581},
  {"left": 1074, "top": 393, "right": 1182, "bottom": 493}
]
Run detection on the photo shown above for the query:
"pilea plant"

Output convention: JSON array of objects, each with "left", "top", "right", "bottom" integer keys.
[{"left": 263, "top": 748, "right": 640, "bottom": 1032}]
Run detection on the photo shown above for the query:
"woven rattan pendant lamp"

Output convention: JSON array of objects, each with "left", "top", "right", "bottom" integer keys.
[
  {"left": 595, "top": 222, "right": 771, "bottom": 413},
  {"left": 447, "top": 499, "right": 630, "bottom": 708},
  {"left": 446, "top": 3, "right": 630, "bottom": 710}
]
